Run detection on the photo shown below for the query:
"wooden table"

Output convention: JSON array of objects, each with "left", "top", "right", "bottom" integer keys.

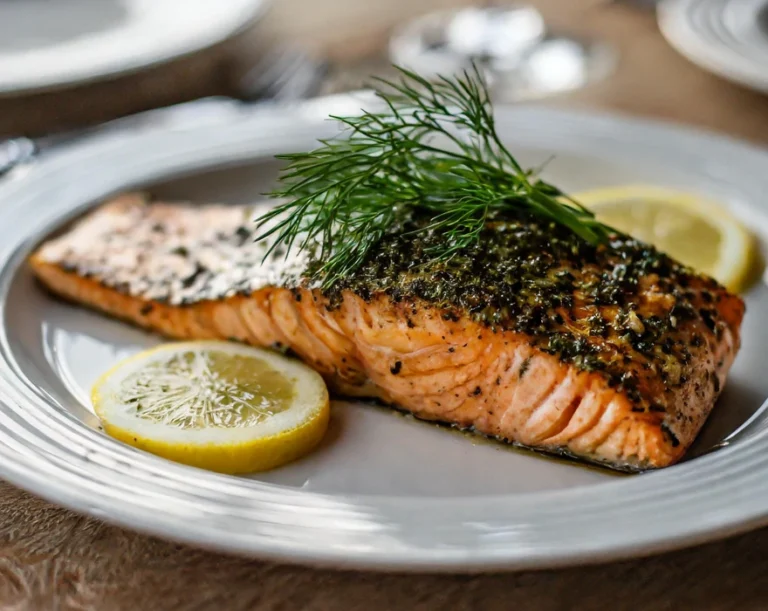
[{"left": 2, "top": 1, "right": 768, "bottom": 609}]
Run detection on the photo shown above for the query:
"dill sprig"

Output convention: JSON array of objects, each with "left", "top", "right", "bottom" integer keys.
[{"left": 255, "top": 65, "right": 612, "bottom": 287}]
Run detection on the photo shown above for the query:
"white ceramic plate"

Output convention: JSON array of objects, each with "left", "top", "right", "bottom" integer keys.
[
  {"left": 659, "top": 0, "right": 768, "bottom": 93},
  {"left": 1, "top": 99, "right": 768, "bottom": 572},
  {"left": 0, "top": 0, "right": 267, "bottom": 95}
]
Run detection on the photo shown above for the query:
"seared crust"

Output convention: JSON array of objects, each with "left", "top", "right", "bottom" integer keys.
[{"left": 29, "top": 195, "right": 744, "bottom": 470}]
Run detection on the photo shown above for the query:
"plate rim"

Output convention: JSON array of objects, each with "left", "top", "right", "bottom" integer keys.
[
  {"left": 0, "top": 0, "right": 269, "bottom": 96},
  {"left": 659, "top": 0, "right": 768, "bottom": 94},
  {"left": 1, "top": 100, "right": 768, "bottom": 571}
]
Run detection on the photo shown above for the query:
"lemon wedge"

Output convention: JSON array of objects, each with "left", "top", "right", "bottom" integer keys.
[
  {"left": 575, "top": 185, "right": 757, "bottom": 293},
  {"left": 92, "top": 341, "right": 329, "bottom": 474}
]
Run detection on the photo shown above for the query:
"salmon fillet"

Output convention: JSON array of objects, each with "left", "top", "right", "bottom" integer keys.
[{"left": 30, "top": 193, "right": 744, "bottom": 471}]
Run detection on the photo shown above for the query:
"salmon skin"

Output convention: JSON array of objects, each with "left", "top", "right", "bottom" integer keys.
[{"left": 30, "top": 193, "right": 744, "bottom": 471}]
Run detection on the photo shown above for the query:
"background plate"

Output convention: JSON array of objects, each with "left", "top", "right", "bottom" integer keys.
[
  {"left": 0, "top": 99, "right": 768, "bottom": 571},
  {"left": 659, "top": 0, "right": 768, "bottom": 94},
  {"left": 0, "top": 0, "right": 267, "bottom": 95}
]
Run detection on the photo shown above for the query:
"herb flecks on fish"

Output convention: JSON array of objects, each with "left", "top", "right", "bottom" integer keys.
[
  {"left": 255, "top": 65, "right": 613, "bottom": 289},
  {"left": 325, "top": 209, "right": 728, "bottom": 404}
]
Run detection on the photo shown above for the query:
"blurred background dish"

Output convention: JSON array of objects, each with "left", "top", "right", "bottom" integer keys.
[
  {"left": 0, "top": 0, "right": 268, "bottom": 96},
  {"left": 659, "top": 0, "right": 768, "bottom": 94},
  {"left": 388, "top": 6, "right": 618, "bottom": 101},
  {"left": 388, "top": 6, "right": 548, "bottom": 77}
]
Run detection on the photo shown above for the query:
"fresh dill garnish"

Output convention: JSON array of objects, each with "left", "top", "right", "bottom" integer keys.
[{"left": 255, "top": 65, "right": 612, "bottom": 288}]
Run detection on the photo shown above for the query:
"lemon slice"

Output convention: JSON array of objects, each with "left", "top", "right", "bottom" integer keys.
[
  {"left": 575, "top": 185, "right": 757, "bottom": 293},
  {"left": 92, "top": 341, "right": 330, "bottom": 474}
]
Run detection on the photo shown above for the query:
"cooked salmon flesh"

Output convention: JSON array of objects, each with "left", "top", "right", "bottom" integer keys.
[{"left": 30, "top": 193, "right": 744, "bottom": 471}]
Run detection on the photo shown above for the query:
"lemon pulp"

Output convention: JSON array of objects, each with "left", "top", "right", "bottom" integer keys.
[
  {"left": 118, "top": 349, "right": 296, "bottom": 428},
  {"left": 92, "top": 341, "right": 330, "bottom": 474}
]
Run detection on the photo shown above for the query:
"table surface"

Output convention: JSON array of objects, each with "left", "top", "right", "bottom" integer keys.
[{"left": 3, "top": 1, "right": 768, "bottom": 609}]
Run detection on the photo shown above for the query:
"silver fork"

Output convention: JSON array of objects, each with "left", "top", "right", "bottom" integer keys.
[{"left": 0, "top": 47, "right": 327, "bottom": 177}]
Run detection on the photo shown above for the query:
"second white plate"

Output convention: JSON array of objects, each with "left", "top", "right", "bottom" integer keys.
[{"left": 659, "top": 0, "right": 768, "bottom": 93}]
